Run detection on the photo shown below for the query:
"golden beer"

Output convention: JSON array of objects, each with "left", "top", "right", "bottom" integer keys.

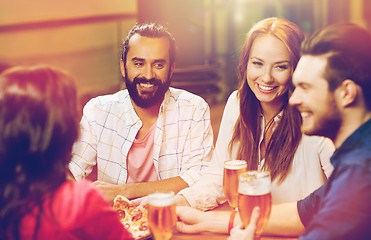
[
  {"left": 238, "top": 171, "right": 272, "bottom": 240},
  {"left": 223, "top": 160, "right": 247, "bottom": 209},
  {"left": 148, "top": 192, "right": 177, "bottom": 240}
]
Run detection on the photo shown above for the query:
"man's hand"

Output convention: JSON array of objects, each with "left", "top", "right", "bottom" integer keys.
[
  {"left": 176, "top": 206, "right": 231, "bottom": 233},
  {"left": 92, "top": 181, "right": 123, "bottom": 204},
  {"left": 228, "top": 207, "right": 260, "bottom": 240},
  {"left": 176, "top": 206, "right": 211, "bottom": 233}
]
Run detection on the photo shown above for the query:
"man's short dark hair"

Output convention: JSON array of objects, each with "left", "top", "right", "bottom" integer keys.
[
  {"left": 121, "top": 22, "right": 176, "bottom": 67},
  {"left": 301, "top": 23, "right": 371, "bottom": 110}
]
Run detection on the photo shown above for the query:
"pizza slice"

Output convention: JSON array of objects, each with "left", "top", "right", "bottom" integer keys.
[{"left": 113, "top": 195, "right": 150, "bottom": 239}]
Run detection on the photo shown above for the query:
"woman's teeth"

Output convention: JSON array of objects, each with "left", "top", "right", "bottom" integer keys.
[{"left": 259, "top": 84, "right": 275, "bottom": 91}]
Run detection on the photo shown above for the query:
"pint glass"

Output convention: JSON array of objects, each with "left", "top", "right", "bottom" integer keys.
[
  {"left": 148, "top": 192, "right": 177, "bottom": 240},
  {"left": 238, "top": 171, "right": 272, "bottom": 240},
  {"left": 223, "top": 160, "right": 247, "bottom": 210}
]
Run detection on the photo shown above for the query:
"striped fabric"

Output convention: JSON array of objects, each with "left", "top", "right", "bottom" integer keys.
[{"left": 69, "top": 87, "right": 214, "bottom": 186}]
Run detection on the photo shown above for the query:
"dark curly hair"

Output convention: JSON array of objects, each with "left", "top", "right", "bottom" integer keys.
[{"left": 0, "top": 65, "right": 79, "bottom": 240}]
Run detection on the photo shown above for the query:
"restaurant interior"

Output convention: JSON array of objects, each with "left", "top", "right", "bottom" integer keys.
[
  {"left": 0, "top": 0, "right": 370, "bottom": 139},
  {"left": 1, "top": 1, "right": 371, "bottom": 239}
]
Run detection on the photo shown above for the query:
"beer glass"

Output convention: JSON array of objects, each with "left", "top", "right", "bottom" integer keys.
[
  {"left": 148, "top": 192, "right": 177, "bottom": 240},
  {"left": 238, "top": 171, "right": 272, "bottom": 240},
  {"left": 223, "top": 160, "right": 247, "bottom": 210}
]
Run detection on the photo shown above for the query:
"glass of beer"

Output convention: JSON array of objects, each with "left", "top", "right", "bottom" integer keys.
[
  {"left": 148, "top": 192, "right": 177, "bottom": 240},
  {"left": 223, "top": 160, "right": 247, "bottom": 210},
  {"left": 238, "top": 171, "right": 272, "bottom": 240}
]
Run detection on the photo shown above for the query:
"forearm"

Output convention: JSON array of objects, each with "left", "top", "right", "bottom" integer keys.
[
  {"left": 227, "top": 202, "right": 305, "bottom": 236},
  {"left": 263, "top": 202, "right": 305, "bottom": 236},
  {"left": 122, "top": 176, "right": 189, "bottom": 200},
  {"left": 176, "top": 202, "right": 305, "bottom": 236},
  {"left": 202, "top": 211, "right": 231, "bottom": 233}
]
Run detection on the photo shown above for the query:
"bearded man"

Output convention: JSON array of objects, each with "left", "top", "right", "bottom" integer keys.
[{"left": 69, "top": 23, "right": 213, "bottom": 203}]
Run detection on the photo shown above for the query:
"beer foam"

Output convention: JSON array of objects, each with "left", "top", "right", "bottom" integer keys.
[
  {"left": 148, "top": 192, "right": 175, "bottom": 207},
  {"left": 225, "top": 160, "right": 247, "bottom": 170},
  {"left": 238, "top": 171, "right": 271, "bottom": 195}
]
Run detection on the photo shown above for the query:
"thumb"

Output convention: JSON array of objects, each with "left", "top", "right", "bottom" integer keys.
[{"left": 249, "top": 207, "right": 260, "bottom": 229}]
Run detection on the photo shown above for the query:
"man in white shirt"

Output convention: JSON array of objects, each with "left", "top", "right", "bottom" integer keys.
[{"left": 69, "top": 23, "right": 213, "bottom": 203}]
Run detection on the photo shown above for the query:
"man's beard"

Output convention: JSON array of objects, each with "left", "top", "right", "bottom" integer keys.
[
  {"left": 124, "top": 69, "right": 171, "bottom": 109},
  {"left": 304, "top": 115, "right": 341, "bottom": 141},
  {"left": 301, "top": 98, "right": 342, "bottom": 141}
]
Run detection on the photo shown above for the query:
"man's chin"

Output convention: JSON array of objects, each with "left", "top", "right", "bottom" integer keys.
[
  {"left": 301, "top": 126, "right": 329, "bottom": 139},
  {"left": 301, "top": 125, "right": 317, "bottom": 136}
]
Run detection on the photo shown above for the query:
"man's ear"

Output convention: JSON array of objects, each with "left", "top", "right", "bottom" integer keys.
[
  {"left": 120, "top": 59, "right": 126, "bottom": 77},
  {"left": 339, "top": 79, "right": 358, "bottom": 107}
]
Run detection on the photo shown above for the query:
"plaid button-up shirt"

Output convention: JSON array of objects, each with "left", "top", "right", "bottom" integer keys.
[{"left": 69, "top": 87, "right": 213, "bottom": 186}]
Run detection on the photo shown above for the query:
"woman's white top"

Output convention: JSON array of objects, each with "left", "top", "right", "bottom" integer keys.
[{"left": 178, "top": 91, "right": 335, "bottom": 210}]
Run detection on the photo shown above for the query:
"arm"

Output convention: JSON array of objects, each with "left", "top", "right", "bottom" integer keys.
[
  {"left": 299, "top": 162, "right": 371, "bottom": 239},
  {"left": 69, "top": 100, "right": 98, "bottom": 181},
  {"left": 177, "top": 97, "right": 214, "bottom": 186},
  {"left": 176, "top": 202, "right": 305, "bottom": 236},
  {"left": 178, "top": 92, "right": 239, "bottom": 210},
  {"left": 232, "top": 202, "right": 304, "bottom": 236},
  {"left": 176, "top": 206, "right": 232, "bottom": 233},
  {"left": 263, "top": 202, "right": 305, "bottom": 236},
  {"left": 93, "top": 176, "right": 188, "bottom": 203}
]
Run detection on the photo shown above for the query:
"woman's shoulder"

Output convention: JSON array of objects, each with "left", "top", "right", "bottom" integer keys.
[
  {"left": 301, "top": 135, "right": 335, "bottom": 148},
  {"left": 224, "top": 90, "right": 240, "bottom": 110},
  {"left": 55, "top": 181, "right": 108, "bottom": 212},
  {"left": 226, "top": 90, "right": 239, "bottom": 103},
  {"left": 222, "top": 90, "right": 240, "bottom": 120},
  {"left": 299, "top": 135, "right": 336, "bottom": 162}
]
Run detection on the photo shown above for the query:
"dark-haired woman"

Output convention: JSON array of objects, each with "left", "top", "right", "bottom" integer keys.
[{"left": 0, "top": 66, "right": 133, "bottom": 240}]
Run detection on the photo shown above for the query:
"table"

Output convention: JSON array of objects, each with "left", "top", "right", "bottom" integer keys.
[
  {"left": 171, "top": 203, "right": 299, "bottom": 240},
  {"left": 172, "top": 232, "right": 298, "bottom": 240}
]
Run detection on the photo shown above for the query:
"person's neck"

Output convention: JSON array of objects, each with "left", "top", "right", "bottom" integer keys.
[
  {"left": 131, "top": 99, "right": 161, "bottom": 139},
  {"left": 333, "top": 110, "right": 371, "bottom": 148},
  {"left": 260, "top": 101, "right": 284, "bottom": 124},
  {"left": 132, "top": 100, "right": 161, "bottom": 122}
]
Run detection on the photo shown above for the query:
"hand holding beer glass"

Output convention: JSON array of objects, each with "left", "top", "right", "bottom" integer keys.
[
  {"left": 223, "top": 160, "right": 247, "bottom": 210},
  {"left": 238, "top": 171, "right": 272, "bottom": 240},
  {"left": 148, "top": 192, "right": 177, "bottom": 240}
]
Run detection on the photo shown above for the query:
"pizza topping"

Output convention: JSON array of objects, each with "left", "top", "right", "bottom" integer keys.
[
  {"left": 116, "top": 209, "right": 125, "bottom": 219},
  {"left": 139, "top": 221, "right": 148, "bottom": 231},
  {"left": 131, "top": 210, "right": 143, "bottom": 222}
]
